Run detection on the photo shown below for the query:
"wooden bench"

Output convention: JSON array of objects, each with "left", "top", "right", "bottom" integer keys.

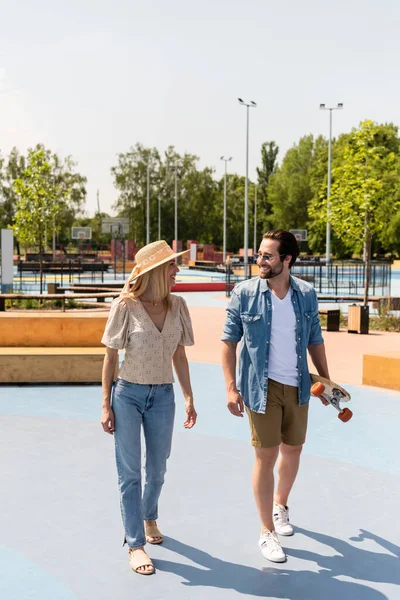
[
  {"left": 318, "top": 309, "right": 340, "bottom": 332},
  {"left": 0, "top": 347, "right": 109, "bottom": 383},
  {"left": 0, "top": 313, "right": 109, "bottom": 347}
]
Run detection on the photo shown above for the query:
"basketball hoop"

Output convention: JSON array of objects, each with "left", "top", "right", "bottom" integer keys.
[
  {"left": 290, "top": 229, "right": 308, "bottom": 242},
  {"left": 71, "top": 227, "right": 92, "bottom": 240}
]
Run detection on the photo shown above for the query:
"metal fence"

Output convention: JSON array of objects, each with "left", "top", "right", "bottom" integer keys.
[
  {"left": 226, "top": 261, "right": 392, "bottom": 299},
  {"left": 12, "top": 260, "right": 135, "bottom": 293}
]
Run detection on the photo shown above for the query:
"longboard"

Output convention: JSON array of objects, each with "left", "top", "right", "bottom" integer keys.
[{"left": 310, "top": 374, "right": 353, "bottom": 422}]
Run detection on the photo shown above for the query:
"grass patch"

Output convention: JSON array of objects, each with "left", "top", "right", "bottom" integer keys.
[
  {"left": 5, "top": 297, "right": 86, "bottom": 311},
  {"left": 370, "top": 304, "right": 400, "bottom": 332},
  {"left": 319, "top": 313, "right": 348, "bottom": 329}
]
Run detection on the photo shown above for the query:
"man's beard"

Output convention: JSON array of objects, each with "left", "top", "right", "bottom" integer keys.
[{"left": 259, "top": 263, "right": 284, "bottom": 279}]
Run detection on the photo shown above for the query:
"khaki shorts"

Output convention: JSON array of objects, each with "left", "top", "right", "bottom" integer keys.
[{"left": 246, "top": 379, "right": 309, "bottom": 448}]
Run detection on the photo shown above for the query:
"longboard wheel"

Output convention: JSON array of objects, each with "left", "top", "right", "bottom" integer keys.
[
  {"left": 338, "top": 408, "right": 353, "bottom": 422},
  {"left": 311, "top": 382, "right": 325, "bottom": 396}
]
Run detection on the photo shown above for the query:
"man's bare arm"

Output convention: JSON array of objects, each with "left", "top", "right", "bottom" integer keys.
[
  {"left": 221, "top": 341, "right": 244, "bottom": 417},
  {"left": 308, "top": 343, "right": 330, "bottom": 380}
]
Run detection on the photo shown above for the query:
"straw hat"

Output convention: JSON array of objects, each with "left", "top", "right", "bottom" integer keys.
[{"left": 121, "top": 240, "right": 189, "bottom": 292}]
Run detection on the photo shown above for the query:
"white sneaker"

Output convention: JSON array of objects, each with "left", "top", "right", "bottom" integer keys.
[
  {"left": 258, "top": 530, "right": 286, "bottom": 563},
  {"left": 273, "top": 503, "right": 294, "bottom": 536}
]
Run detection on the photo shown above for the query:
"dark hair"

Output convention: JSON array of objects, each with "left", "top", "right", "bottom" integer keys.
[{"left": 263, "top": 229, "right": 299, "bottom": 268}]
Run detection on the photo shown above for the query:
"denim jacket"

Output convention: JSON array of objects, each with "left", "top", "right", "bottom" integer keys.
[{"left": 221, "top": 275, "right": 324, "bottom": 413}]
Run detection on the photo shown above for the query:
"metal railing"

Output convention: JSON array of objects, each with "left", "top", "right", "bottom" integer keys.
[
  {"left": 15, "top": 260, "right": 109, "bottom": 292},
  {"left": 13, "top": 259, "right": 134, "bottom": 293},
  {"left": 226, "top": 260, "right": 392, "bottom": 299}
]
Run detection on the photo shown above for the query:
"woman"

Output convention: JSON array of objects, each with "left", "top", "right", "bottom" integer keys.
[{"left": 101, "top": 240, "right": 197, "bottom": 576}]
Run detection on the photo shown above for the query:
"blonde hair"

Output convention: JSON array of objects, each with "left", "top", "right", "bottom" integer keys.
[{"left": 121, "top": 260, "right": 172, "bottom": 309}]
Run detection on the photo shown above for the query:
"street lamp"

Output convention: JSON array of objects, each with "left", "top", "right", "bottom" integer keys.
[
  {"left": 168, "top": 164, "right": 180, "bottom": 261},
  {"left": 158, "top": 192, "right": 161, "bottom": 241},
  {"left": 320, "top": 103, "right": 343, "bottom": 264},
  {"left": 238, "top": 98, "right": 257, "bottom": 277},
  {"left": 220, "top": 156, "right": 232, "bottom": 264},
  {"left": 174, "top": 168, "right": 178, "bottom": 257},
  {"left": 146, "top": 155, "right": 153, "bottom": 245},
  {"left": 253, "top": 184, "right": 258, "bottom": 256}
]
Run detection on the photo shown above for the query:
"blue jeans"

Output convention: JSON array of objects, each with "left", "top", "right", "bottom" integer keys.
[{"left": 112, "top": 378, "right": 175, "bottom": 549}]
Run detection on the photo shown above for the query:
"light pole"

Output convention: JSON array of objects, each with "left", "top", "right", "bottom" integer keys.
[
  {"left": 174, "top": 168, "right": 178, "bottom": 257},
  {"left": 253, "top": 184, "right": 258, "bottom": 256},
  {"left": 220, "top": 156, "right": 232, "bottom": 264},
  {"left": 146, "top": 156, "right": 152, "bottom": 245},
  {"left": 168, "top": 164, "right": 180, "bottom": 260},
  {"left": 320, "top": 103, "right": 343, "bottom": 264},
  {"left": 52, "top": 216, "right": 56, "bottom": 261},
  {"left": 158, "top": 184, "right": 161, "bottom": 241},
  {"left": 238, "top": 98, "right": 257, "bottom": 277}
]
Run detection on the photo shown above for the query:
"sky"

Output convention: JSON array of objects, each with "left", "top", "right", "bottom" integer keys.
[{"left": 1, "top": 0, "right": 399, "bottom": 216}]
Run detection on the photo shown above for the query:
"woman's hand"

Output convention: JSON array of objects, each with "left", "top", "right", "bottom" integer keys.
[
  {"left": 101, "top": 406, "right": 115, "bottom": 434},
  {"left": 184, "top": 399, "right": 197, "bottom": 429}
]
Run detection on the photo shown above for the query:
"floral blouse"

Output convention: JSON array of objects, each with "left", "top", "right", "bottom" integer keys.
[{"left": 101, "top": 294, "right": 194, "bottom": 384}]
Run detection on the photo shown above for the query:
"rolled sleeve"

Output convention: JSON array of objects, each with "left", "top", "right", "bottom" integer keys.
[
  {"left": 308, "top": 290, "right": 324, "bottom": 345},
  {"left": 179, "top": 297, "right": 195, "bottom": 346},
  {"left": 101, "top": 299, "right": 129, "bottom": 349},
  {"left": 221, "top": 291, "right": 243, "bottom": 343}
]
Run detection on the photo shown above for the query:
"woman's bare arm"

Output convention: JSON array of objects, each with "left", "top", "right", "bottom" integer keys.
[
  {"left": 173, "top": 344, "right": 197, "bottom": 428},
  {"left": 101, "top": 347, "right": 118, "bottom": 434}
]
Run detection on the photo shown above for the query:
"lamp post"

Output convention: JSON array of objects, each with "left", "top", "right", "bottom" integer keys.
[
  {"left": 238, "top": 98, "right": 257, "bottom": 277},
  {"left": 52, "top": 216, "right": 56, "bottom": 262},
  {"left": 146, "top": 155, "right": 154, "bottom": 245},
  {"left": 146, "top": 161, "right": 150, "bottom": 245},
  {"left": 253, "top": 184, "right": 258, "bottom": 256},
  {"left": 174, "top": 168, "right": 178, "bottom": 257},
  {"left": 319, "top": 103, "right": 343, "bottom": 264},
  {"left": 168, "top": 164, "right": 180, "bottom": 261},
  {"left": 220, "top": 156, "right": 232, "bottom": 264},
  {"left": 158, "top": 194, "right": 161, "bottom": 240}
]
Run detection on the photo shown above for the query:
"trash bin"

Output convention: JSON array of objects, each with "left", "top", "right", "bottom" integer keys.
[
  {"left": 348, "top": 304, "right": 369, "bottom": 334},
  {"left": 47, "top": 283, "right": 59, "bottom": 294}
]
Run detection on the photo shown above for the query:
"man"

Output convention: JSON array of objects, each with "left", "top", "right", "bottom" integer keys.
[{"left": 221, "top": 229, "right": 330, "bottom": 563}]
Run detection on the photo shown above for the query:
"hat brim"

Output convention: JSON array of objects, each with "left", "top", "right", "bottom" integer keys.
[{"left": 132, "top": 249, "right": 190, "bottom": 279}]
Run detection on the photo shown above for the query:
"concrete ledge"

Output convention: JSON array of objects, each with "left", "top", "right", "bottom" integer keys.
[
  {"left": 0, "top": 313, "right": 109, "bottom": 347},
  {"left": 362, "top": 352, "right": 400, "bottom": 391},
  {"left": 0, "top": 347, "right": 107, "bottom": 383}
]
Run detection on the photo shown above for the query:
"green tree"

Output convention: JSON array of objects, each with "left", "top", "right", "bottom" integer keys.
[
  {"left": 1, "top": 146, "right": 86, "bottom": 253},
  {"left": 112, "top": 144, "right": 162, "bottom": 245},
  {"left": 51, "top": 152, "right": 87, "bottom": 248},
  {"left": 266, "top": 135, "right": 320, "bottom": 233},
  {"left": 306, "top": 135, "right": 351, "bottom": 257},
  {"left": 111, "top": 144, "right": 220, "bottom": 248},
  {"left": 0, "top": 148, "right": 26, "bottom": 253},
  {"left": 219, "top": 173, "right": 255, "bottom": 253},
  {"left": 256, "top": 141, "right": 279, "bottom": 231},
  {"left": 382, "top": 212, "right": 400, "bottom": 256},
  {"left": 311, "top": 120, "right": 400, "bottom": 304},
  {"left": 12, "top": 147, "right": 71, "bottom": 292}
]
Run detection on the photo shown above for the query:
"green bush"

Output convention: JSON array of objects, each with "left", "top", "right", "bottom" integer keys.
[{"left": 370, "top": 303, "right": 400, "bottom": 332}]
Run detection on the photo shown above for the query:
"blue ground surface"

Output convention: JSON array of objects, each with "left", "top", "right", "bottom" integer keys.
[{"left": 1, "top": 362, "right": 399, "bottom": 599}]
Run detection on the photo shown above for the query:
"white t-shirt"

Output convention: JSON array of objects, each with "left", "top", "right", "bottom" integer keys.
[{"left": 267, "top": 288, "right": 298, "bottom": 387}]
